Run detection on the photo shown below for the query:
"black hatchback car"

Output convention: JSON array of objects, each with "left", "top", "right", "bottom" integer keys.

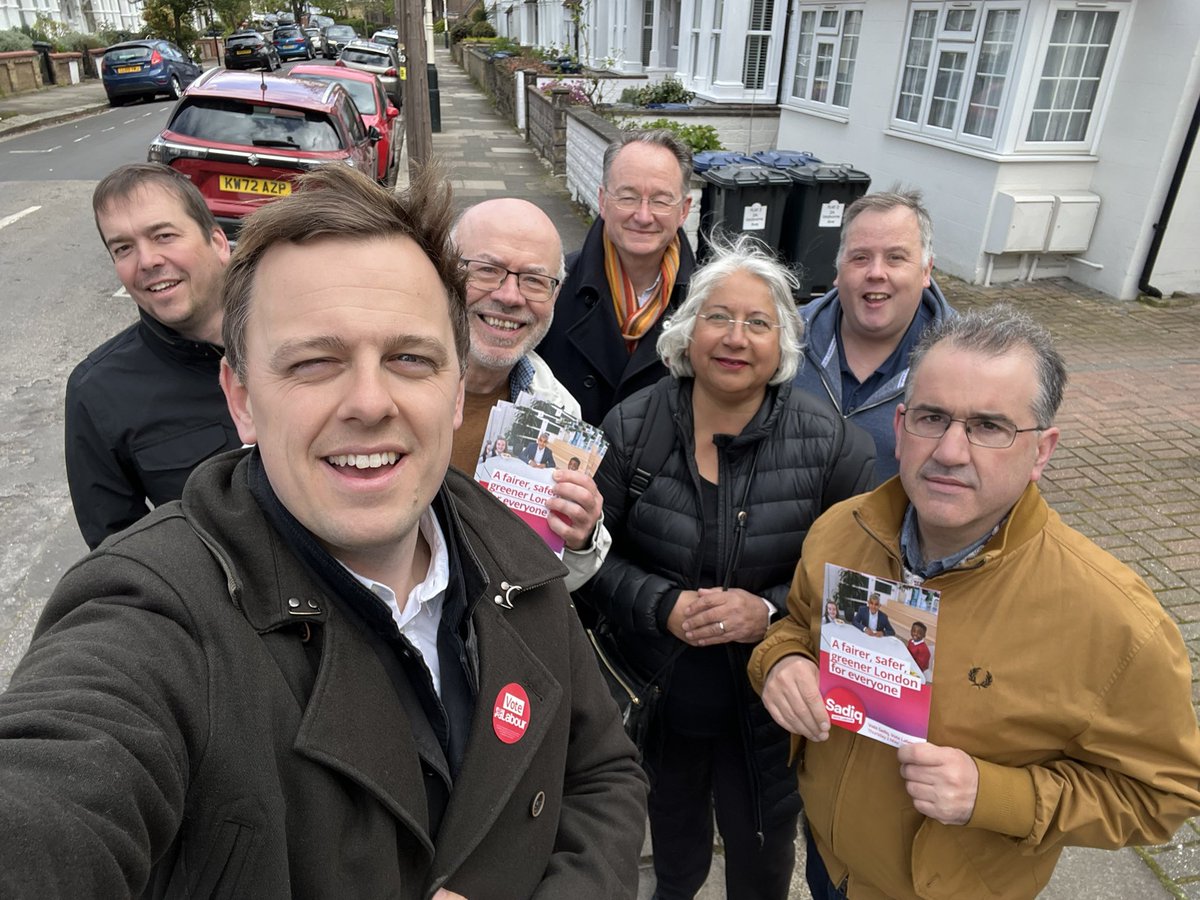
[
  {"left": 223, "top": 31, "right": 282, "bottom": 71},
  {"left": 100, "top": 40, "right": 203, "bottom": 106}
]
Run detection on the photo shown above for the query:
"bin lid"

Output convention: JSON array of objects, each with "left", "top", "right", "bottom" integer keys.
[
  {"left": 692, "top": 150, "right": 756, "bottom": 173},
  {"left": 782, "top": 162, "right": 871, "bottom": 184},
  {"left": 751, "top": 149, "right": 822, "bottom": 168},
  {"left": 701, "top": 163, "right": 793, "bottom": 187}
]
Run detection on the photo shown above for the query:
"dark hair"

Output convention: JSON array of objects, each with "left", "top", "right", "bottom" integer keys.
[
  {"left": 911, "top": 621, "right": 927, "bottom": 637},
  {"left": 602, "top": 129, "right": 693, "bottom": 198},
  {"left": 838, "top": 188, "right": 934, "bottom": 269},
  {"left": 92, "top": 163, "right": 220, "bottom": 244},
  {"left": 222, "top": 163, "right": 469, "bottom": 379},
  {"left": 905, "top": 303, "right": 1068, "bottom": 428}
]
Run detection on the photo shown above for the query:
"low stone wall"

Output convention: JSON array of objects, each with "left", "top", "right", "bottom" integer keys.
[
  {"left": 525, "top": 84, "right": 570, "bottom": 174},
  {"left": 49, "top": 52, "right": 83, "bottom": 86},
  {"left": 462, "top": 45, "right": 491, "bottom": 96},
  {"left": 0, "top": 51, "right": 43, "bottom": 96},
  {"left": 85, "top": 47, "right": 106, "bottom": 79}
]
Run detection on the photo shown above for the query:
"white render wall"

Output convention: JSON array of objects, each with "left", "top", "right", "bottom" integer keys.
[{"left": 774, "top": 0, "right": 1200, "bottom": 299}]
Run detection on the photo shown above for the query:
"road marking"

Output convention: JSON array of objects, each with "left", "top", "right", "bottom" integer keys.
[
  {"left": 0, "top": 206, "right": 41, "bottom": 231},
  {"left": 7, "top": 146, "right": 60, "bottom": 154},
  {"left": 73, "top": 134, "right": 91, "bottom": 143},
  {"left": 102, "top": 126, "right": 115, "bottom": 132},
  {"left": 112, "top": 286, "right": 130, "bottom": 298},
  {"left": 123, "top": 118, "right": 136, "bottom": 124}
]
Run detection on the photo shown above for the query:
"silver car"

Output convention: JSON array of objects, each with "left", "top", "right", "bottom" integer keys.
[{"left": 337, "top": 40, "right": 401, "bottom": 107}]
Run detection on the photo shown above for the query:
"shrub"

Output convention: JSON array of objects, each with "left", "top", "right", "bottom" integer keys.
[
  {"left": 624, "top": 117, "right": 724, "bottom": 153},
  {"left": 433, "top": 18, "right": 445, "bottom": 34},
  {"left": 450, "top": 19, "right": 472, "bottom": 43},
  {"left": 469, "top": 21, "right": 496, "bottom": 38},
  {"left": 541, "top": 78, "right": 591, "bottom": 107},
  {"left": 620, "top": 76, "right": 694, "bottom": 108},
  {"left": 0, "top": 29, "right": 33, "bottom": 52}
]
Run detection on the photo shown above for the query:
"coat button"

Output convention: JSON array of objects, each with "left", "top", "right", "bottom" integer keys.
[
  {"left": 530, "top": 791, "right": 545, "bottom": 818},
  {"left": 583, "top": 376, "right": 596, "bottom": 388}
]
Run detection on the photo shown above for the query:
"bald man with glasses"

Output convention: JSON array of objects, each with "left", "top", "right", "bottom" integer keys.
[{"left": 450, "top": 198, "right": 609, "bottom": 591}]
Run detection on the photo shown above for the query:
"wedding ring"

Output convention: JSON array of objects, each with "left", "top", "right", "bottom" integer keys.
[{"left": 718, "top": 621, "right": 725, "bottom": 634}]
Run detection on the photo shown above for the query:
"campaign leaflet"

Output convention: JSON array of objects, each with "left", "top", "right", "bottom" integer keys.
[
  {"left": 818, "top": 563, "right": 940, "bottom": 747},
  {"left": 474, "top": 394, "right": 607, "bottom": 558}
]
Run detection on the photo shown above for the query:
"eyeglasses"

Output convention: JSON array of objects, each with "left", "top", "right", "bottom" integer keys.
[
  {"left": 605, "top": 193, "right": 683, "bottom": 216},
  {"left": 697, "top": 312, "right": 782, "bottom": 337},
  {"left": 461, "top": 259, "right": 560, "bottom": 302},
  {"left": 901, "top": 407, "right": 1041, "bottom": 449}
]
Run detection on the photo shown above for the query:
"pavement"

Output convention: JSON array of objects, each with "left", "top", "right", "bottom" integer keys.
[{"left": 4, "top": 48, "right": 1200, "bottom": 900}]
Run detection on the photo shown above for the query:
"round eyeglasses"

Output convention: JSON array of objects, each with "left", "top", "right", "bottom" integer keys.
[
  {"left": 461, "top": 259, "right": 559, "bottom": 302},
  {"left": 901, "top": 408, "right": 1042, "bottom": 449}
]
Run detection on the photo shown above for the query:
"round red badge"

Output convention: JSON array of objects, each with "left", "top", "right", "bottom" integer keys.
[
  {"left": 492, "top": 682, "right": 531, "bottom": 744},
  {"left": 823, "top": 686, "right": 867, "bottom": 733}
]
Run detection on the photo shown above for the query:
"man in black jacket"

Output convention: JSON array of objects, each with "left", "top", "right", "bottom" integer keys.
[
  {"left": 65, "top": 163, "right": 241, "bottom": 548},
  {"left": 536, "top": 129, "right": 697, "bottom": 426},
  {"left": 0, "top": 164, "right": 647, "bottom": 899}
]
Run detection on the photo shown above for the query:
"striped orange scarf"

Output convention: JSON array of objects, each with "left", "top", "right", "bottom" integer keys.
[{"left": 602, "top": 230, "right": 681, "bottom": 353}]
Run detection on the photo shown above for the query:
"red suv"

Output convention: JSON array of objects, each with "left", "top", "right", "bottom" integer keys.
[{"left": 147, "top": 68, "right": 379, "bottom": 237}]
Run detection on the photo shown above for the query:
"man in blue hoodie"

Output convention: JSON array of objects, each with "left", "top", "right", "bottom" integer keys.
[{"left": 793, "top": 190, "right": 953, "bottom": 486}]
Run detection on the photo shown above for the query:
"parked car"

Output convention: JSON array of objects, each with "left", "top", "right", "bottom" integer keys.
[
  {"left": 303, "top": 26, "right": 322, "bottom": 52},
  {"left": 223, "top": 30, "right": 282, "bottom": 71},
  {"left": 289, "top": 63, "right": 401, "bottom": 185},
  {"left": 306, "top": 14, "right": 334, "bottom": 30},
  {"left": 271, "top": 24, "right": 314, "bottom": 60},
  {"left": 100, "top": 39, "right": 203, "bottom": 107},
  {"left": 369, "top": 28, "right": 399, "bottom": 49},
  {"left": 336, "top": 40, "right": 401, "bottom": 107},
  {"left": 147, "top": 68, "right": 380, "bottom": 237},
  {"left": 320, "top": 24, "right": 358, "bottom": 59}
]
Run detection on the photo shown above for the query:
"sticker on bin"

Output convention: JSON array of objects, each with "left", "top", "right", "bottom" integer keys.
[
  {"left": 820, "top": 200, "right": 845, "bottom": 228},
  {"left": 742, "top": 203, "right": 768, "bottom": 231}
]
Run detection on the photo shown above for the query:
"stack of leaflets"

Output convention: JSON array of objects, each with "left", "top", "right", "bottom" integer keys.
[
  {"left": 473, "top": 391, "right": 607, "bottom": 557},
  {"left": 817, "top": 563, "right": 940, "bottom": 747}
]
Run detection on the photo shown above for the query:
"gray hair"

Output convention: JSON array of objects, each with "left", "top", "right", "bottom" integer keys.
[
  {"left": 657, "top": 233, "right": 803, "bottom": 385},
  {"left": 838, "top": 189, "right": 934, "bottom": 269},
  {"left": 602, "top": 129, "right": 693, "bottom": 198},
  {"left": 905, "top": 304, "right": 1068, "bottom": 428}
]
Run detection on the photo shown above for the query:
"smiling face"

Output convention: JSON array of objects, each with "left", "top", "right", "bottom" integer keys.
[
  {"left": 599, "top": 142, "right": 692, "bottom": 266},
  {"left": 836, "top": 206, "right": 932, "bottom": 349},
  {"left": 895, "top": 343, "right": 1059, "bottom": 561},
  {"left": 687, "top": 268, "right": 782, "bottom": 403},
  {"left": 96, "top": 183, "right": 230, "bottom": 344},
  {"left": 220, "top": 234, "right": 464, "bottom": 584},
  {"left": 453, "top": 199, "right": 561, "bottom": 392}
]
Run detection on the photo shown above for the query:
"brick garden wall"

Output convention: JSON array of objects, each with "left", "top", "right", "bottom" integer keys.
[{"left": 0, "top": 51, "right": 43, "bottom": 96}]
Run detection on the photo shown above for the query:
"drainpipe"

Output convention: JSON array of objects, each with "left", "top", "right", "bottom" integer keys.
[{"left": 1138, "top": 90, "right": 1200, "bottom": 298}]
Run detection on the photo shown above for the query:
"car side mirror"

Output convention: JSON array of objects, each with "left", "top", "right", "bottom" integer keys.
[
  {"left": 367, "top": 125, "right": 383, "bottom": 143},
  {"left": 387, "top": 105, "right": 399, "bottom": 119}
]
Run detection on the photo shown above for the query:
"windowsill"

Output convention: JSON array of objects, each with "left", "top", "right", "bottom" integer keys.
[
  {"left": 883, "top": 128, "right": 1099, "bottom": 163},
  {"left": 780, "top": 103, "right": 850, "bottom": 124}
]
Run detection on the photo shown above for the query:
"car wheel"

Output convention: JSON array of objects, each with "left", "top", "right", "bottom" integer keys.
[
  {"left": 169, "top": 75, "right": 182, "bottom": 99},
  {"left": 107, "top": 94, "right": 124, "bottom": 107}
]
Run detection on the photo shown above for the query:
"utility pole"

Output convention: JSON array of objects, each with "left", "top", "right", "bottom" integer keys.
[{"left": 398, "top": 0, "right": 432, "bottom": 175}]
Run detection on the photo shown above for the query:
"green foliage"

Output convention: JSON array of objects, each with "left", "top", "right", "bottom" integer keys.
[
  {"left": 97, "top": 25, "right": 142, "bottom": 45},
  {"left": 142, "top": 0, "right": 202, "bottom": 53},
  {"left": 624, "top": 117, "right": 724, "bottom": 153},
  {"left": 211, "top": 0, "right": 252, "bottom": 33},
  {"left": 619, "top": 76, "right": 694, "bottom": 108},
  {"left": 469, "top": 21, "right": 496, "bottom": 38},
  {"left": 0, "top": 29, "right": 33, "bottom": 52},
  {"left": 433, "top": 18, "right": 445, "bottom": 34},
  {"left": 449, "top": 18, "right": 472, "bottom": 43}
]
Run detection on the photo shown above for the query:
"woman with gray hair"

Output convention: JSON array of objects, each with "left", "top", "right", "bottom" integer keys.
[{"left": 579, "top": 234, "right": 875, "bottom": 899}]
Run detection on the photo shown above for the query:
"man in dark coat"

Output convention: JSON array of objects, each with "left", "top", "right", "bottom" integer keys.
[
  {"left": 536, "top": 129, "right": 697, "bottom": 426},
  {"left": 0, "top": 165, "right": 647, "bottom": 899},
  {"left": 66, "top": 163, "right": 243, "bottom": 549}
]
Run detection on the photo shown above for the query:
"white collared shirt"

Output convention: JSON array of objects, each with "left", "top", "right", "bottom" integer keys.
[{"left": 343, "top": 507, "right": 451, "bottom": 696}]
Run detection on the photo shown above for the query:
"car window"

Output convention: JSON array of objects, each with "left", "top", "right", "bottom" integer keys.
[
  {"left": 336, "top": 95, "right": 366, "bottom": 142},
  {"left": 105, "top": 45, "right": 153, "bottom": 63},
  {"left": 326, "top": 26, "right": 355, "bottom": 38},
  {"left": 274, "top": 26, "right": 301, "bottom": 38},
  {"left": 168, "top": 98, "right": 346, "bottom": 152},
  {"left": 341, "top": 48, "right": 386, "bottom": 66},
  {"left": 294, "top": 75, "right": 377, "bottom": 114},
  {"left": 226, "top": 34, "right": 264, "bottom": 48}
]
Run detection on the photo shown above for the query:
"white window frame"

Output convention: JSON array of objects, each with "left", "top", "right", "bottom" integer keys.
[
  {"left": 783, "top": 3, "right": 864, "bottom": 117},
  {"left": 1014, "top": 0, "right": 1130, "bottom": 153},
  {"left": 890, "top": 1, "right": 1027, "bottom": 151}
]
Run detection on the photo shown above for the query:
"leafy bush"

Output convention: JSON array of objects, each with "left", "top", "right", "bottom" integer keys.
[
  {"left": 624, "top": 117, "right": 723, "bottom": 153},
  {"left": 619, "top": 76, "right": 694, "bottom": 107},
  {"left": 541, "top": 79, "right": 591, "bottom": 107},
  {"left": 469, "top": 21, "right": 496, "bottom": 38},
  {"left": 0, "top": 29, "right": 33, "bottom": 52},
  {"left": 433, "top": 18, "right": 445, "bottom": 34},
  {"left": 450, "top": 18, "right": 472, "bottom": 43}
]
